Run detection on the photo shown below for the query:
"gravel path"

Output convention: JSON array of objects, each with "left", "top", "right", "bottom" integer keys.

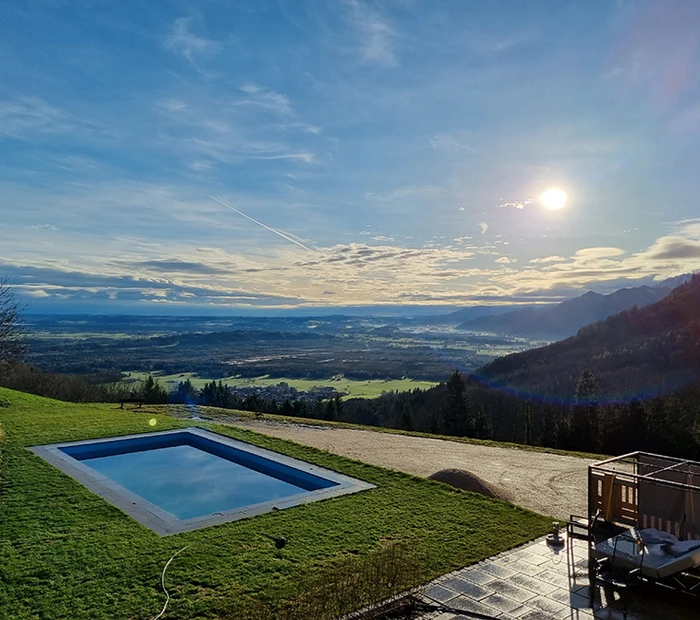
[{"left": 221, "top": 418, "right": 594, "bottom": 518}]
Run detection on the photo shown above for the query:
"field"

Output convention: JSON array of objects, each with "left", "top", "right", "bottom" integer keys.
[
  {"left": 0, "top": 387, "right": 550, "bottom": 619},
  {"left": 124, "top": 371, "right": 438, "bottom": 399}
]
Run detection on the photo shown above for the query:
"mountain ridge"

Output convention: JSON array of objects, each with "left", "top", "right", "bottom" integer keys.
[
  {"left": 457, "top": 275, "right": 693, "bottom": 340},
  {"left": 477, "top": 274, "right": 700, "bottom": 399}
]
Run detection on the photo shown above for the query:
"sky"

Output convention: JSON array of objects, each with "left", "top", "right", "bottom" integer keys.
[{"left": 2, "top": 0, "right": 700, "bottom": 314}]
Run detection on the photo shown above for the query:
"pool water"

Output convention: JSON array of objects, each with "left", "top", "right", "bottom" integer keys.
[{"left": 84, "top": 444, "right": 309, "bottom": 520}]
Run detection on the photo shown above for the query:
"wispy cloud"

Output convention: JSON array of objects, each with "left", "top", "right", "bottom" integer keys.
[
  {"left": 153, "top": 86, "right": 319, "bottom": 166},
  {"left": 466, "top": 29, "right": 538, "bottom": 54},
  {"left": 273, "top": 122, "right": 323, "bottom": 135},
  {"left": 499, "top": 199, "right": 532, "bottom": 209},
  {"left": 0, "top": 98, "right": 72, "bottom": 138},
  {"left": 479, "top": 222, "right": 489, "bottom": 234},
  {"left": 237, "top": 83, "right": 293, "bottom": 115},
  {"left": 345, "top": 1, "right": 398, "bottom": 66},
  {"left": 163, "top": 17, "right": 222, "bottom": 69}
]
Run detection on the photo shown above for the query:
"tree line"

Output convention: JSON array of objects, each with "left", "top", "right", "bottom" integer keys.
[{"left": 167, "top": 369, "right": 700, "bottom": 460}]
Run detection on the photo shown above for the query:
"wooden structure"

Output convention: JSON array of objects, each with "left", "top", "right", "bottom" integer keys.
[
  {"left": 585, "top": 451, "right": 700, "bottom": 603},
  {"left": 589, "top": 452, "right": 700, "bottom": 540}
]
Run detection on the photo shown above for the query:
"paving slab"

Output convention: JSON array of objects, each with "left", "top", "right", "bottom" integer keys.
[{"left": 419, "top": 535, "right": 698, "bottom": 620}]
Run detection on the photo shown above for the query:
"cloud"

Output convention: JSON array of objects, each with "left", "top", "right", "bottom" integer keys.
[
  {"left": 574, "top": 247, "right": 626, "bottom": 259},
  {"left": 466, "top": 30, "right": 538, "bottom": 54},
  {"left": 0, "top": 97, "right": 86, "bottom": 138},
  {"left": 24, "top": 289, "right": 51, "bottom": 298},
  {"left": 153, "top": 87, "right": 317, "bottom": 165},
  {"left": 479, "top": 222, "right": 489, "bottom": 234},
  {"left": 114, "top": 259, "right": 233, "bottom": 275},
  {"left": 237, "top": 83, "right": 293, "bottom": 115},
  {"left": 164, "top": 17, "right": 221, "bottom": 68},
  {"left": 345, "top": 1, "right": 398, "bottom": 66},
  {"left": 273, "top": 122, "right": 323, "bottom": 135},
  {"left": 499, "top": 199, "right": 532, "bottom": 209},
  {"left": 645, "top": 237, "right": 700, "bottom": 260},
  {"left": 4, "top": 217, "right": 699, "bottom": 311}
]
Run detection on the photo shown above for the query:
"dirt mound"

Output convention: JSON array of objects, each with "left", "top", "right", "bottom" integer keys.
[{"left": 428, "top": 468, "right": 512, "bottom": 502}]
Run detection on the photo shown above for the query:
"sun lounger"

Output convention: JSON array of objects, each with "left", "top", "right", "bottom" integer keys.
[{"left": 594, "top": 527, "right": 700, "bottom": 580}]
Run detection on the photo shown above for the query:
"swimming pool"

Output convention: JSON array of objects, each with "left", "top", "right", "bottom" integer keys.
[{"left": 30, "top": 427, "right": 374, "bottom": 535}]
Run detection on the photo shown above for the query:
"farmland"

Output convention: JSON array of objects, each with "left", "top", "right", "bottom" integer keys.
[
  {"left": 25, "top": 314, "right": 537, "bottom": 384},
  {"left": 124, "top": 371, "right": 438, "bottom": 399}
]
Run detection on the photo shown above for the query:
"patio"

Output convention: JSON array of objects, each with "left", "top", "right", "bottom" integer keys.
[{"left": 418, "top": 533, "right": 698, "bottom": 619}]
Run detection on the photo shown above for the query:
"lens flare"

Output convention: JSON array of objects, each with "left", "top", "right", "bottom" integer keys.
[{"left": 149, "top": 418, "right": 157, "bottom": 427}]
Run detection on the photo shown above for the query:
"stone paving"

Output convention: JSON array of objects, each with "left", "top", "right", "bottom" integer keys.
[{"left": 418, "top": 534, "right": 698, "bottom": 620}]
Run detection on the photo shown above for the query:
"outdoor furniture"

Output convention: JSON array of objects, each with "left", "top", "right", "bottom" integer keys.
[
  {"left": 592, "top": 531, "right": 646, "bottom": 619},
  {"left": 585, "top": 452, "right": 700, "bottom": 607},
  {"left": 119, "top": 398, "right": 144, "bottom": 409},
  {"left": 595, "top": 528, "right": 700, "bottom": 581}
]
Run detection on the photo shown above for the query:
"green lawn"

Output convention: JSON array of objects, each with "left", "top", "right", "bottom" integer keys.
[
  {"left": 124, "top": 371, "right": 438, "bottom": 399},
  {"left": 0, "top": 387, "right": 550, "bottom": 619}
]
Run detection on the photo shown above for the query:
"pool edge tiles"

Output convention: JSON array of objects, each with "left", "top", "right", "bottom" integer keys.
[{"left": 29, "top": 427, "right": 375, "bottom": 536}]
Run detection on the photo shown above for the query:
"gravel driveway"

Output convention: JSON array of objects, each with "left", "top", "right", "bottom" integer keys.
[{"left": 222, "top": 418, "right": 594, "bottom": 518}]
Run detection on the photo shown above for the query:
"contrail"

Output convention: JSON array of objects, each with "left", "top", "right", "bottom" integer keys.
[{"left": 209, "top": 195, "right": 314, "bottom": 252}]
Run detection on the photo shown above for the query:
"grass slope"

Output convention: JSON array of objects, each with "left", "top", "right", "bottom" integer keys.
[{"left": 0, "top": 388, "right": 549, "bottom": 619}]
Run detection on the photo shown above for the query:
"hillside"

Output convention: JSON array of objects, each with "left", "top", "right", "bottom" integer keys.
[
  {"left": 458, "top": 283, "right": 674, "bottom": 340},
  {"left": 478, "top": 275, "right": 700, "bottom": 399},
  {"left": 0, "top": 387, "right": 549, "bottom": 619}
]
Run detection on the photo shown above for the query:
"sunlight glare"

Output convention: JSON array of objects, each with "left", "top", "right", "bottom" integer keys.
[{"left": 540, "top": 188, "right": 567, "bottom": 210}]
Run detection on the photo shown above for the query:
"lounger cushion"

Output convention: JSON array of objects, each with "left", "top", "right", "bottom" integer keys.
[
  {"left": 638, "top": 528, "right": 677, "bottom": 544},
  {"left": 662, "top": 540, "right": 700, "bottom": 557}
]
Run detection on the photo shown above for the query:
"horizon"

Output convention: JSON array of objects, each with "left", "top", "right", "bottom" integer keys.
[{"left": 3, "top": 1, "right": 700, "bottom": 313}]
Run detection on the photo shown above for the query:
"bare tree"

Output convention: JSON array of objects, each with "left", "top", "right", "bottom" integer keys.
[{"left": 0, "top": 279, "right": 27, "bottom": 373}]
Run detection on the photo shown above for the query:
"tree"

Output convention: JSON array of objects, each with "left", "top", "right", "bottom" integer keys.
[
  {"left": 442, "top": 371, "right": 472, "bottom": 436},
  {"left": 401, "top": 401, "right": 414, "bottom": 431},
  {"left": 524, "top": 404, "right": 533, "bottom": 445},
  {"left": 172, "top": 379, "right": 197, "bottom": 404},
  {"left": 0, "top": 279, "right": 27, "bottom": 374},
  {"left": 572, "top": 369, "right": 600, "bottom": 451},
  {"left": 141, "top": 375, "right": 168, "bottom": 404}
]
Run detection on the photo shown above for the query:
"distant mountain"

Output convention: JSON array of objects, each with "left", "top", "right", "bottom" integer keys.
[
  {"left": 478, "top": 274, "right": 700, "bottom": 398},
  {"left": 420, "top": 305, "right": 533, "bottom": 326},
  {"left": 457, "top": 275, "right": 693, "bottom": 340}
]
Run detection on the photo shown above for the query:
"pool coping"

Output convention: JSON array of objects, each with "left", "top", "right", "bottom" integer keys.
[{"left": 29, "top": 427, "right": 375, "bottom": 536}]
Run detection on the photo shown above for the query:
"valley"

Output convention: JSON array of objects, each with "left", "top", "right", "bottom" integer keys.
[{"left": 24, "top": 313, "right": 539, "bottom": 382}]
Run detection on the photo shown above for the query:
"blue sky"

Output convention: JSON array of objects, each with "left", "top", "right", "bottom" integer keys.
[{"left": 2, "top": 0, "right": 700, "bottom": 313}]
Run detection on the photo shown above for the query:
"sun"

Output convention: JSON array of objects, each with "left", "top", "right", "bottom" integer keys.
[{"left": 540, "top": 188, "right": 567, "bottom": 210}]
